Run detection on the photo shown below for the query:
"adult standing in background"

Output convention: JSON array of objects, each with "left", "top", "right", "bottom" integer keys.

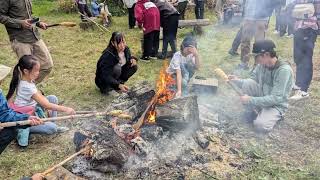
[
  {"left": 289, "top": 0, "right": 320, "bottom": 100},
  {"left": 135, "top": 0, "right": 160, "bottom": 61},
  {"left": 123, "top": 0, "right": 137, "bottom": 29},
  {"left": 171, "top": 0, "right": 188, "bottom": 20},
  {"left": 0, "top": 0, "right": 54, "bottom": 83},
  {"left": 76, "top": 0, "right": 93, "bottom": 21},
  {"left": 238, "top": 0, "right": 280, "bottom": 70},
  {"left": 151, "top": 0, "right": 180, "bottom": 59},
  {"left": 194, "top": 0, "right": 205, "bottom": 19},
  {"left": 280, "top": 0, "right": 295, "bottom": 37}
]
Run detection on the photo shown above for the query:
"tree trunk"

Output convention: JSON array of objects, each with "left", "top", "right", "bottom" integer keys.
[{"left": 155, "top": 95, "right": 200, "bottom": 132}]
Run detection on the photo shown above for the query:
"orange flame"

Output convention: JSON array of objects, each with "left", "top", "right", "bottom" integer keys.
[
  {"left": 146, "top": 61, "right": 175, "bottom": 124},
  {"left": 147, "top": 111, "right": 156, "bottom": 124},
  {"left": 155, "top": 61, "right": 176, "bottom": 104}
]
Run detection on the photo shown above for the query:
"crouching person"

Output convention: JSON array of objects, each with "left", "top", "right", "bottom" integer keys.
[
  {"left": 229, "top": 40, "right": 293, "bottom": 133},
  {"left": 167, "top": 36, "right": 200, "bottom": 98},
  {"left": 0, "top": 64, "right": 42, "bottom": 154},
  {"left": 95, "top": 32, "right": 138, "bottom": 95},
  {"left": 6, "top": 55, "right": 76, "bottom": 147}
]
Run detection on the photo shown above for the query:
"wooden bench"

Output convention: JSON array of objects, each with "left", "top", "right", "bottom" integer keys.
[{"left": 178, "top": 19, "right": 212, "bottom": 28}]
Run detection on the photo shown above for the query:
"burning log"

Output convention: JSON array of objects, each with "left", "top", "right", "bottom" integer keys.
[
  {"left": 155, "top": 95, "right": 200, "bottom": 132},
  {"left": 107, "top": 81, "right": 155, "bottom": 123},
  {"left": 72, "top": 120, "right": 132, "bottom": 174}
]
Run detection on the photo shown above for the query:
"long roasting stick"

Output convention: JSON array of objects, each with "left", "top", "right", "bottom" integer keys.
[
  {"left": 47, "top": 22, "right": 77, "bottom": 28},
  {"left": 0, "top": 110, "right": 123, "bottom": 128},
  {"left": 42, "top": 147, "right": 88, "bottom": 176},
  {"left": 214, "top": 68, "right": 244, "bottom": 96},
  {"left": 132, "top": 95, "right": 158, "bottom": 130}
]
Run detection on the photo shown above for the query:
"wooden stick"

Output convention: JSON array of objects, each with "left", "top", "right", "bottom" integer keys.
[
  {"left": 78, "top": 12, "right": 110, "bottom": 32},
  {"left": 132, "top": 96, "right": 158, "bottom": 130},
  {"left": 214, "top": 68, "right": 244, "bottom": 96},
  {"left": 42, "top": 147, "right": 88, "bottom": 176},
  {"left": 47, "top": 22, "right": 77, "bottom": 28},
  {"left": 0, "top": 110, "right": 123, "bottom": 128},
  {"left": 75, "top": 111, "right": 96, "bottom": 114}
]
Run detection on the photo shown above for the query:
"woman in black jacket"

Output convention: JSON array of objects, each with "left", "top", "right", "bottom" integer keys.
[{"left": 95, "top": 32, "right": 138, "bottom": 94}]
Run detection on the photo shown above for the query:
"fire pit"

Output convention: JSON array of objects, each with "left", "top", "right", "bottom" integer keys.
[{"left": 57, "top": 64, "right": 245, "bottom": 179}]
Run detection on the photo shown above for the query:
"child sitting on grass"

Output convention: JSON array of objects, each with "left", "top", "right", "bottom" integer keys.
[
  {"left": 7, "top": 55, "right": 76, "bottom": 147},
  {"left": 166, "top": 36, "right": 200, "bottom": 97}
]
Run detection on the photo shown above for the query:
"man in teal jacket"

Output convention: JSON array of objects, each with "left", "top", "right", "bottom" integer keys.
[
  {"left": 230, "top": 40, "right": 293, "bottom": 133},
  {"left": 0, "top": 65, "right": 42, "bottom": 154}
]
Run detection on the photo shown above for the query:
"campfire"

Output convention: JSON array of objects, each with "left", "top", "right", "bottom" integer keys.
[
  {"left": 146, "top": 61, "right": 175, "bottom": 124},
  {"left": 56, "top": 63, "right": 243, "bottom": 179}
]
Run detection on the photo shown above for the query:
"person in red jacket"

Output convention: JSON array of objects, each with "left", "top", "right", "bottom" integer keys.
[{"left": 135, "top": 0, "right": 160, "bottom": 61}]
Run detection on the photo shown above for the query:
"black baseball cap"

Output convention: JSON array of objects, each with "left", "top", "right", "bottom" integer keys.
[{"left": 252, "top": 40, "right": 276, "bottom": 54}]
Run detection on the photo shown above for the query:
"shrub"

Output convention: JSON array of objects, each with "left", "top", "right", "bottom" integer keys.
[{"left": 57, "top": 0, "right": 77, "bottom": 13}]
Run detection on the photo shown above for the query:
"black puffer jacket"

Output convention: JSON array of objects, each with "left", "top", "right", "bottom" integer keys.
[{"left": 95, "top": 46, "right": 134, "bottom": 90}]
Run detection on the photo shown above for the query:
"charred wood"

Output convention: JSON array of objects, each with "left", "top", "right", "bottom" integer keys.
[{"left": 155, "top": 95, "right": 200, "bottom": 132}]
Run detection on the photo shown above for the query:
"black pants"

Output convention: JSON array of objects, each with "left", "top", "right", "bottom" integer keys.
[
  {"left": 231, "top": 27, "right": 242, "bottom": 52},
  {"left": 78, "top": 4, "right": 92, "bottom": 20},
  {"left": 0, "top": 128, "right": 17, "bottom": 154},
  {"left": 223, "top": 8, "right": 234, "bottom": 24},
  {"left": 194, "top": 0, "right": 204, "bottom": 19},
  {"left": 294, "top": 28, "right": 317, "bottom": 92},
  {"left": 114, "top": 63, "right": 138, "bottom": 83},
  {"left": 177, "top": 1, "right": 188, "bottom": 20},
  {"left": 280, "top": 15, "right": 294, "bottom": 36},
  {"left": 96, "top": 64, "right": 138, "bottom": 92},
  {"left": 128, "top": 4, "right": 136, "bottom": 28},
  {"left": 143, "top": 30, "right": 160, "bottom": 57},
  {"left": 161, "top": 14, "right": 179, "bottom": 56}
]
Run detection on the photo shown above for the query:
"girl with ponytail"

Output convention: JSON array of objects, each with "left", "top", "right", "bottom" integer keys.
[{"left": 7, "top": 55, "right": 76, "bottom": 147}]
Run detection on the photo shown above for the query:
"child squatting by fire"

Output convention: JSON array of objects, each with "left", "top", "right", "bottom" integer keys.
[{"left": 166, "top": 36, "right": 200, "bottom": 98}]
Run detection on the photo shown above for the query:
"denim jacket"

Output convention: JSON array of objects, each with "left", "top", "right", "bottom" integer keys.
[{"left": 0, "top": 90, "right": 29, "bottom": 123}]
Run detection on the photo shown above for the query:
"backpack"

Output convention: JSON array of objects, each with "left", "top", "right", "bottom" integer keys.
[{"left": 292, "top": 2, "right": 315, "bottom": 19}]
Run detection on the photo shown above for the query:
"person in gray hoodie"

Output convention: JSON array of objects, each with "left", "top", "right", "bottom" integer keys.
[
  {"left": 150, "top": 0, "right": 180, "bottom": 59},
  {"left": 230, "top": 40, "right": 293, "bottom": 133}
]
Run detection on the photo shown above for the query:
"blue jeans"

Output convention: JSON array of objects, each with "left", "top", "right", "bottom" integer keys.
[
  {"left": 17, "top": 95, "right": 59, "bottom": 146},
  {"left": 171, "top": 63, "right": 195, "bottom": 96}
]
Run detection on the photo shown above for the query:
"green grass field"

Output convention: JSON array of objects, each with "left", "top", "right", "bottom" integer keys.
[{"left": 1, "top": 1, "right": 320, "bottom": 179}]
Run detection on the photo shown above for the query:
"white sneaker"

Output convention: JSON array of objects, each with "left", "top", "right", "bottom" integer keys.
[
  {"left": 289, "top": 90, "right": 309, "bottom": 100},
  {"left": 286, "top": 34, "right": 294, "bottom": 38},
  {"left": 273, "top": 30, "right": 279, "bottom": 34},
  {"left": 57, "top": 126, "right": 70, "bottom": 133},
  {"left": 292, "top": 84, "right": 300, "bottom": 91}
]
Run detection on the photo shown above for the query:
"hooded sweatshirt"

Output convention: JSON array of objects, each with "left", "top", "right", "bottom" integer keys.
[
  {"left": 135, "top": 0, "right": 160, "bottom": 34},
  {"left": 150, "top": 0, "right": 179, "bottom": 19},
  {"left": 238, "top": 61, "right": 293, "bottom": 114}
]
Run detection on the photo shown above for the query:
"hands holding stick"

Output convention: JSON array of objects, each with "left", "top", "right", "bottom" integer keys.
[{"left": 214, "top": 68, "right": 251, "bottom": 104}]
